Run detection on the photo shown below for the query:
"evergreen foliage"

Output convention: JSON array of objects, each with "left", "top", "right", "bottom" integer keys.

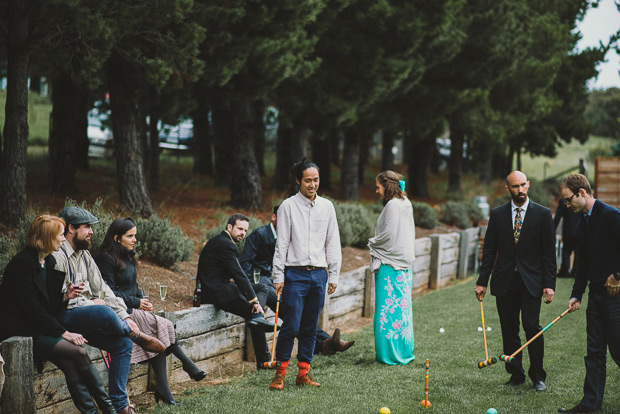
[
  {"left": 135, "top": 215, "right": 194, "bottom": 268},
  {"left": 334, "top": 202, "right": 376, "bottom": 248},
  {"left": 413, "top": 202, "right": 439, "bottom": 230},
  {"left": 203, "top": 214, "right": 268, "bottom": 255}
]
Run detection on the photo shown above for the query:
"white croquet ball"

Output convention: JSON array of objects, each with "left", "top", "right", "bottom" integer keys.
[
  {"left": 438, "top": 328, "right": 445, "bottom": 333},
  {"left": 487, "top": 327, "right": 492, "bottom": 331},
  {"left": 478, "top": 327, "right": 483, "bottom": 332}
]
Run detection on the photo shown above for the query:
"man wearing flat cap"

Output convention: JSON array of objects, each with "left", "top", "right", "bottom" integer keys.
[{"left": 53, "top": 206, "right": 164, "bottom": 414}]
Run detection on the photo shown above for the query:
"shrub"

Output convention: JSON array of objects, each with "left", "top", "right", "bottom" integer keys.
[
  {"left": 0, "top": 210, "right": 38, "bottom": 281},
  {"left": 412, "top": 202, "right": 438, "bottom": 229},
  {"left": 465, "top": 202, "right": 484, "bottom": 222},
  {"left": 441, "top": 201, "right": 472, "bottom": 229},
  {"left": 334, "top": 201, "right": 376, "bottom": 247},
  {"left": 136, "top": 215, "right": 194, "bottom": 268}
]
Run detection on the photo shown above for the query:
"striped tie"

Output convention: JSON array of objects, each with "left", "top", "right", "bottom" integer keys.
[{"left": 514, "top": 207, "right": 522, "bottom": 244}]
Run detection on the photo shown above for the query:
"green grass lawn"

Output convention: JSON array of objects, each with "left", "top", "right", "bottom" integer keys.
[
  {"left": 148, "top": 278, "right": 620, "bottom": 414},
  {"left": 519, "top": 136, "right": 617, "bottom": 182}
]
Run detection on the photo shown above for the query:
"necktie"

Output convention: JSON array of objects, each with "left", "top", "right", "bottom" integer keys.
[{"left": 514, "top": 207, "right": 522, "bottom": 244}]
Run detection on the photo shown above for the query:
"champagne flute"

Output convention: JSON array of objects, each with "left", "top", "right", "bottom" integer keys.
[
  {"left": 253, "top": 268, "right": 261, "bottom": 284},
  {"left": 142, "top": 286, "right": 150, "bottom": 301},
  {"left": 98, "top": 290, "right": 106, "bottom": 300},
  {"left": 159, "top": 285, "right": 168, "bottom": 312}
]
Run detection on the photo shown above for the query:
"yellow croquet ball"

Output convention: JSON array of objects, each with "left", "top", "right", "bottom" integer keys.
[
  {"left": 420, "top": 400, "right": 432, "bottom": 408},
  {"left": 379, "top": 407, "right": 391, "bottom": 414}
]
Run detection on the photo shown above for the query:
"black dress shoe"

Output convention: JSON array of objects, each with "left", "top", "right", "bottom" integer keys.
[
  {"left": 503, "top": 377, "right": 525, "bottom": 386},
  {"left": 558, "top": 404, "right": 599, "bottom": 413},
  {"left": 533, "top": 380, "right": 547, "bottom": 391},
  {"left": 247, "top": 314, "right": 276, "bottom": 332}
]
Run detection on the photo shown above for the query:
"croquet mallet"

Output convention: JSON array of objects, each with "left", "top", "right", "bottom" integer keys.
[
  {"left": 477, "top": 299, "right": 497, "bottom": 369},
  {"left": 500, "top": 308, "right": 570, "bottom": 364},
  {"left": 420, "top": 359, "right": 431, "bottom": 409},
  {"left": 262, "top": 292, "right": 282, "bottom": 369}
]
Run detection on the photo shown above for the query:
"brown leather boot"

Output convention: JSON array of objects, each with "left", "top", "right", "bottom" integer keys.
[
  {"left": 270, "top": 373, "right": 286, "bottom": 390},
  {"left": 336, "top": 339, "right": 356, "bottom": 353},
  {"left": 296, "top": 373, "right": 320, "bottom": 387},
  {"left": 319, "top": 328, "right": 340, "bottom": 355},
  {"left": 130, "top": 332, "right": 166, "bottom": 353}
]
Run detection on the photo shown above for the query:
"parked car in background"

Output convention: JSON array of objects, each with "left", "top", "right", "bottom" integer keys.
[
  {"left": 87, "top": 107, "right": 113, "bottom": 158},
  {"left": 159, "top": 118, "right": 194, "bottom": 150}
]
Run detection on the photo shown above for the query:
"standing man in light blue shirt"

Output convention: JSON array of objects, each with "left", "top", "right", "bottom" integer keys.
[{"left": 269, "top": 161, "right": 342, "bottom": 391}]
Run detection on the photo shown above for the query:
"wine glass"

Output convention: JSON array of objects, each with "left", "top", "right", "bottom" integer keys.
[
  {"left": 253, "top": 268, "right": 261, "bottom": 284},
  {"left": 98, "top": 290, "right": 106, "bottom": 300},
  {"left": 159, "top": 285, "right": 168, "bottom": 312},
  {"left": 141, "top": 277, "right": 150, "bottom": 300}
]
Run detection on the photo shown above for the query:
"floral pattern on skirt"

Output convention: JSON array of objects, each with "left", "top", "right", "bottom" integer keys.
[{"left": 374, "top": 263, "right": 415, "bottom": 365}]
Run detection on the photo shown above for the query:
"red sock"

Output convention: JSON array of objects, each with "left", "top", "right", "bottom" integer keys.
[
  {"left": 276, "top": 360, "right": 289, "bottom": 376},
  {"left": 297, "top": 361, "right": 310, "bottom": 377}
]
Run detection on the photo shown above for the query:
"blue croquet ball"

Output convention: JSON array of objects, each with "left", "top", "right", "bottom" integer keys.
[{"left": 486, "top": 409, "right": 498, "bottom": 414}]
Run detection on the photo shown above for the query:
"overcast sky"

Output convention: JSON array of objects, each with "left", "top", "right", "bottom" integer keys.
[{"left": 576, "top": 0, "right": 620, "bottom": 90}]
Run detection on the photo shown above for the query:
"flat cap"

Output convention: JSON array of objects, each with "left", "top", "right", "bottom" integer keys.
[{"left": 59, "top": 206, "right": 99, "bottom": 226}]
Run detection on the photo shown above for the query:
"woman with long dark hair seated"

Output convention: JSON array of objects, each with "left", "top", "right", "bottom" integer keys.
[
  {"left": 96, "top": 217, "right": 205, "bottom": 405},
  {"left": 0, "top": 215, "right": 115, "bottom": 414}
]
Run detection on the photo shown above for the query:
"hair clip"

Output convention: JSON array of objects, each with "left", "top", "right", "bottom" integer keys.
[{"left": 398, "top": 180, "right": 406, "bottom": 191}]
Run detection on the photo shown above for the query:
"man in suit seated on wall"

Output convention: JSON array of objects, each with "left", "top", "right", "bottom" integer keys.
[
  {"left": 240, "top": 206, "right": 355, "bottom": 356},
  {"left": 197, "top": 213, "right": 276, "bottom": 370}
]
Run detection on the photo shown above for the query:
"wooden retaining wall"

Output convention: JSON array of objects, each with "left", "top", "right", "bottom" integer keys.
[{"left": 1, "top": 226, "right": 483, "bottom": 413}]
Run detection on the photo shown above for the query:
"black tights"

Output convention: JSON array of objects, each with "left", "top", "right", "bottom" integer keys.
[{"left": 49, "top": 339, "right": 92, "bottom": 383}]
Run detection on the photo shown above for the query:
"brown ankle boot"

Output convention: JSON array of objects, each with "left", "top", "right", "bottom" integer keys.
[{"left": 270, "top": 373, "right": 286, "bottom": 390}]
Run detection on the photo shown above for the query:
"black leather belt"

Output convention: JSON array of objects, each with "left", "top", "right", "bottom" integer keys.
[{"left": 287, "top": 266, "right": 326, "bottom": 271}]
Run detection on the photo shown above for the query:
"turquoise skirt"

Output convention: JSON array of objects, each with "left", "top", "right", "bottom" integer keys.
[{"left": 374, "top": 263, "right": 415, "bottom": 365}]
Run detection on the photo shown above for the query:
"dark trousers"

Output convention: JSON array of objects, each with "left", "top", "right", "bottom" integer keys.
[
  {"left": 264, "top": 278, "right": 330, "bottom": 353},
  {"left": 580, "top": 288, "right": 620, "bottom": 410},
  {"left": 275, "top": 268, "right": 327, "bottom": 364},
  {"left": 496, "top": 272, "right": 545, "bottom": 383},
  {"left": 559, "top": 237, "right": 577, "bottom": 276},
  {"left": 210, "top": 283, "right": 270, "bottom": 367}
]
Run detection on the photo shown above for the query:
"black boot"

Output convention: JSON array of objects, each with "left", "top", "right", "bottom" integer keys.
[
  {"left": 66, "top": 379, "right": 98, "bottom": 414},
  {"left": 79, "top": 364, "right": 116, "bottom": 414},
  {"left": 150, "top": 353, "right": 178, "bottom": 404},
  {"left": 168, "top": 341, "right": 206, "bottom": 381}
]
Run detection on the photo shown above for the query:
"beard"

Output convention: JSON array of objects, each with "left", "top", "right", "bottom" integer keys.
[
  {"left": 74, "top": 237, "right": 91, "bottom": 251},
  {"left": 511, "top": 192, "right": 527, "bottom": 204}
]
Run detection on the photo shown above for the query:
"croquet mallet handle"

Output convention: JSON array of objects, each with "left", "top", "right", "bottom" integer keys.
[
  {"left": 480, "top": 299, "right": 489, "bottom": 359},
  {"left": 269, "top": 292, "right": 281, "bottom": 363},
  {"left": 502, "top": 308, "right": 570, "bottom": 363}
]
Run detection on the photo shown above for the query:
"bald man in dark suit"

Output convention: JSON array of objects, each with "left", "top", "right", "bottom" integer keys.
[{"left": 475, "top": 171, "right": 556, "bottom": 391}]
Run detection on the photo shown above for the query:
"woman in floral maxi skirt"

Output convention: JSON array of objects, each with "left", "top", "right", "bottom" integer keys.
[{"left": 368, "top": 171, "right": 416, "bottom": 365}]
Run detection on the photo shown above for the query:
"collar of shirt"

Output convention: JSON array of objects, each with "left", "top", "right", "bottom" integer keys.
[
  {"left": 294, "top": 191, "right": 317, "bottom": 207},
  {"left": 511, "top": 197, "right": 530, "bottom": 223},
  {"left": 270, "top": 223, "right": 277, "bottom": 240}
]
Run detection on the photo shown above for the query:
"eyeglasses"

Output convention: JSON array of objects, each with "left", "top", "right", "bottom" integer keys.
[{"left": 564, "top": 193, "right": 578, "bottom": 205}]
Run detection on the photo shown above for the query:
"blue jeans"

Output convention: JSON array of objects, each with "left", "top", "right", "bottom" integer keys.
[
  {"left": 580, "top": 288, "right": 620, "bottom": 410},
  {"left": 57, "top": 305, "right": 133, "bottom": 411},
  {"left": 275, "top": 268, "right": 327, "bottom": 364}
]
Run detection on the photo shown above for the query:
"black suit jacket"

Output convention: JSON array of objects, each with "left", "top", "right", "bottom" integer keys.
[
  {"left": 240, "top": 224, "right": 276, "bottom": 282},
  {"left": 477, "top": 200, "right": 556, "bottom": 297},
  {"left": 0, "top": 247, "right": 68, "bottom": 341},
  {"left": 197, "top": 231, "right": 257, "bottom": 306}
]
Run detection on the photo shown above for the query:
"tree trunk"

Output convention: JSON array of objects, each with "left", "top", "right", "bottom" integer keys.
[
  {"left": 228, "top": 95, "right": 263, "bottom": 210},
  {"left": 252, "top": 99, "right": 266, "bottom": 176},
  {"left": 274, "top": 123, "right": 308, "bottom": 194},
  {"left": 358, "top": 127, "right": 371, "bottom": 185},
  {"left": 381, "top": 129, "right": 394, "bottom": 172},
  {"left": 340, "top": 128, "right": 360, "bottom": 201},
  {"left": 447, "top": 113, "right": 465, "bottom": 193},
  {"left": 407, "top": 131, "right": 433, "bottom": 198},
  {"left": 330, "top": 131, "right": 340, "bottom": 166},
  {"left": 49, "top": 72, "right": 88, "bottom": 192},
  {"left": 311, "top": 130, "right": 331, "bottom": 190},
  {"left": 148, "top": 110, "right": 160, "bottom": 191},
  {"left": 192, "top": 92, "right": 213, "bottom": 175},
  {"left": 0, "top": 0, "right": 30, "bottom": 225},
  {"left": 29, "top": 75, "right": 41, "bottom": 93},
  {"left": 108, "top": 52, "right": 154, "bottom": 216},
  {"left": 212, "top": 97, "right": 233, "bottom": 186}
]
